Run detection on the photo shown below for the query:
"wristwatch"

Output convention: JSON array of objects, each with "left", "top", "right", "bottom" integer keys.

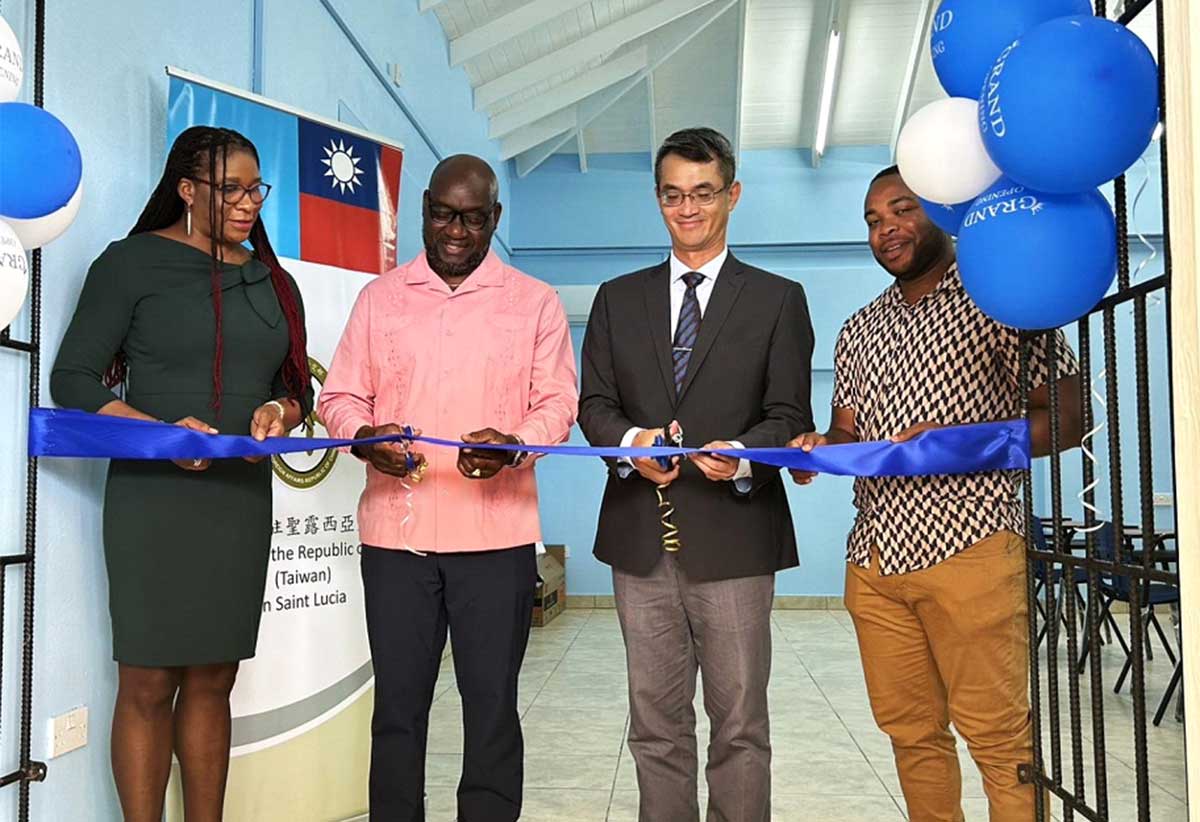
[{"left": 509, "top": 434, "right": 529, "bottom": 467}]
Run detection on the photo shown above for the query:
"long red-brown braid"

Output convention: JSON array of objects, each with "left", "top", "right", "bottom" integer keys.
[
  {"left": 207, "top": 141, "right": 225, "bottom": 412},
  {"left": 249, "top": 219, "right": 308, "bottom": 399}
]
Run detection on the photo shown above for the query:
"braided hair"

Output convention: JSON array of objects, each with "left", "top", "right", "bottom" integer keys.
[{"left": 108, "top": 126, "right": 309, "bottom": 413}]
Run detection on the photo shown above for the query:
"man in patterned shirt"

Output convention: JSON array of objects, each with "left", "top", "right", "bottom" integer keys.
[{"left": 789, "top": 166, "right": 1082, "bottom": 821}]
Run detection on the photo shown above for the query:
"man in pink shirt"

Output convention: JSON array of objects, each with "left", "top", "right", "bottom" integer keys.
[{"left": 319, "top": 155, "right": 578, "bottom": 822}]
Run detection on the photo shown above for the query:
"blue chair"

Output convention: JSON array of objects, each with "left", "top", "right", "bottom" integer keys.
[
  {"left": 1078, "top": 522, "right": 1179, "bottom": 695},
  {"left": 1030, "top": 522, "right": 1089, "bottom": 647},
  {"left": 1154, "top": 657, "right": 1184, "bottom": 727}
]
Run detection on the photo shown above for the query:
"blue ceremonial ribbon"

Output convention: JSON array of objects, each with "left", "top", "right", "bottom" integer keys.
[{"left": 27, "top": 408, "right": 1031, "bottom": 478}]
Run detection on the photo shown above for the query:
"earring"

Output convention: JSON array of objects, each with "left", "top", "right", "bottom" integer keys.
[{"left": 186, "top": 206, "right": 193, "bottom": 236}]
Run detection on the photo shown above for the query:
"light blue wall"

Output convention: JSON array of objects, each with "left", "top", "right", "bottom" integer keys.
[
  {"left": 516, "top": 147, "right": 1172, "bottom": 598},
  {"left": 509, "top": 147, "right": 894, "bottom": 250},
  {"left": 0, "top": 1, "right": 508, "bottom": 819}
]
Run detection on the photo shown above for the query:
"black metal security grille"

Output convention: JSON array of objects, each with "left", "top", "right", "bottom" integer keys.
[{"left": 1022, "top": 2, "right": 1185, "bottom": 820}]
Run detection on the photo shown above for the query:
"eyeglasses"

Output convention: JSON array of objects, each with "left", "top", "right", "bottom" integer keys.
[
  {"left": 191, "top": 178, "right": 273, "bottom": 204},
  {"left": 658, "top": 185, "right": 728, "bottom": 208},
  {"left": 427, "top": 204, "right": 494, "bottom": 231}
]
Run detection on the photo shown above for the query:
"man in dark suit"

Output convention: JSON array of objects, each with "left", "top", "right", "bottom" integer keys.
[{"left": 579, "top": 127, "right": 815, "bottom": 822}]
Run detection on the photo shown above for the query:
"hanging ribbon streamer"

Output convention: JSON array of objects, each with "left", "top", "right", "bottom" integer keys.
[
  {"left": 27, "top": 408, "right": 1032, "bottom": 477},
  {"left": 1077, "top": 367, "right": 1108, "bottom": 534},
  {"left": 656, "top": 486, "right": 681, "bottom": 552},
  {"left": 396, "top": 425, "right": 425, "bottom": 557},
  {"left": 1129, "top": 151, "right": 1163, "bottom": 306},
  {"left": 654, "top": 421, "right": 684, "bottom": 553}
]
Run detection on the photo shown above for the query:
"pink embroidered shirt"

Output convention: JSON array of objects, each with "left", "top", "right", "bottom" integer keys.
[{"left": 318, "top": 250, "right": 578, "bottom": 552}]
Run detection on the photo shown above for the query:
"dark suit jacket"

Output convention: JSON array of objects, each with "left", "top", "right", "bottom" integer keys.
[{"left": 578, "top": 252, "right": 815, "bottom": 581}]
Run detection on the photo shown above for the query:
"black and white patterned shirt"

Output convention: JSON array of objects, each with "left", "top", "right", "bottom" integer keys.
[{"left": 832, "top": 264, "right": 1078, "bottom": 575}]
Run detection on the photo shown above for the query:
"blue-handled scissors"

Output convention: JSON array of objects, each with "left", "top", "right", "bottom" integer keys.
[
  {"left": 652, "top": 421, "right": 684, "bottom": 470},
  {"left": 402, "top": 425, "right": 418, "bottom": 475}
]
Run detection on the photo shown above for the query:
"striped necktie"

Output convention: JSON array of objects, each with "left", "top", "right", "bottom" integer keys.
[{"left": 672, "top": 271, "right": 704, "bottom": 394}]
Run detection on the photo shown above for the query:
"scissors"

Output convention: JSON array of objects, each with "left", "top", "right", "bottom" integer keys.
[
  {"left": 652, "top": 420, "right": 684, "bottom": 469},
  {"left": 401, "top": 425, "right": 426, "bottom": 482}
]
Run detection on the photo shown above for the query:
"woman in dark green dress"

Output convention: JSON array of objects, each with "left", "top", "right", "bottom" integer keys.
[{"left": 50, "top": 126, "right": 312, "bottom": 822}]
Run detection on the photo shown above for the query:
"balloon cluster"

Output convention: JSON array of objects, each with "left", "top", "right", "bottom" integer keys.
[
  {"left": 897, "top": 1, "right": 1158, "bottom": 330},
  {"left": 0, "top": 13, "right": 84, "bottom": 329}
]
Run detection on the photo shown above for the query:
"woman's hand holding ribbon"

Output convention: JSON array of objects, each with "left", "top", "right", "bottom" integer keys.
[
  {"left": 245, "top": 401, "right": 288, "bottom": 464},
  {"left": 172, "top": 416, "right": 217, "bottom": 472}
]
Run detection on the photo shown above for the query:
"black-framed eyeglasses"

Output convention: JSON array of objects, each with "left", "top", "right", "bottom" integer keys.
[
  {"left": 191, "top": 178, "right": 273, "bottom": 204},
  {"left": 658, "top": 185, "right": 728, "bottom": 208},
  {"left": 427, "top": 203, "right": 495, "bottom": 231}
]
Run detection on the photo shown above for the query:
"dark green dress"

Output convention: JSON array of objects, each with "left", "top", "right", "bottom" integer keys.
[{"left": 50, "top": 233, "right": 312, "bottom": 667}]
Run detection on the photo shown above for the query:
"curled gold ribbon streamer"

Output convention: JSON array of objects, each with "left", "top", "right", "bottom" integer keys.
[
  {"left": 653, "top": 423, "right": 684, "bottom": 553},
  {"left": 398, "top": 477, "right": 426, "bottom": 557},
  {"left": 398, "top": 426, "right": 427, "bottom": 556},
  {"left": 657, "top": 484, "right": 682, "bottom": 552}
]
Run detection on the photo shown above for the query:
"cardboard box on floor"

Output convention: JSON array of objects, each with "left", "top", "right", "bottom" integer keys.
[{"left": 533, "top": 544, "right": 566, "bottom": 627}]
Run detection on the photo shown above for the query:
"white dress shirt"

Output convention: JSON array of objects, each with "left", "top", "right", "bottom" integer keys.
[
  {"left": 620, "top": 247, "right": 752, "bottom": 489},
  {"left": 669, "top": 247, "right": 726, "bottom": 338}
]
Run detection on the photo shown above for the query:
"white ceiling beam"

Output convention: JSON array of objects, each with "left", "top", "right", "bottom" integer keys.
[
  {"left": 499, "top": 108, "right": 577, "bottom": 160},
  {"left": 489, "top": 47, "right": 648, "bottom": 138},
  {"left": 515, "top": 74, "right": 645, "bottom": 177},
  {"left": 474, "top": 0, "right": 721, "bottom": 112},
  {"left": 418, "top": 0, "right": 450, "bottom": 12},
  {"left": 451, "top": 0, "right": 594, "bottom": 67},
  {"left": 514, "top": 0, "right": 739, "bottom": 177},
  {"left": 807, "top": 0, "right": 841, "bottom": 168},
  {"left": 798, "top": 0, "right": 834, "bottom": 154},
  {"left": 646, "top": 73, "right": 657, "bottom": 170},
  {"left": 889, "top": 0, "right": 938, "bottom": 158},
  {"left": 732, "top": 0, "right": 749, "bottom": 162}
]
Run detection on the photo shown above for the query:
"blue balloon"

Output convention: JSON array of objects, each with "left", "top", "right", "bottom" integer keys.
[
  {"left": 957, "top": 178, "right": 1116, "bottom": 330},
  {"left": 980, "top": 15, "right": 1159, "bottom": 193},
  {"left": 918, "top": 197, "right": 971, "bottom": 236},
  {"left": 0, "top": 103, "right": 82, "bottom": 219},
  {"left": 931, "top": 0, "right": 1091, "bottom": 99}
]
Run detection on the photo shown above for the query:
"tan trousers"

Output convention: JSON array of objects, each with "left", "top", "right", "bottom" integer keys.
[{"left": 845, "top": 530, "right": 1040, "bottom": 822}]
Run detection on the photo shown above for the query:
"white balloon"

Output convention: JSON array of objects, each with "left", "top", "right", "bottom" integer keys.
[
  {"left": 0, "top": 218, "right": 29, "bottom": 329},
  {"left": 0, "top": 15, "right": 22, "bottom": 103},
  {"left": 6, "top": 182, "right": 82, "bottom": 249},
  {"left": 897, "top": 98, "right": 1002, "bottom": 205}
]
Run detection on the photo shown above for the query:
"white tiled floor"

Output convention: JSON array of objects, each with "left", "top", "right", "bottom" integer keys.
[{"left": 422, "top": 608, "right": 1188, "bottom": 821}]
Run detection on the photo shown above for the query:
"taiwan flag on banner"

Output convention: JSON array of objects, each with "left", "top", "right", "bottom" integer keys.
[
  {"left": 166, "top": 71, "right": 403, "bottom": 276},
  {"left": 298, "top": 118, "right": 402, "bottom": 274}
]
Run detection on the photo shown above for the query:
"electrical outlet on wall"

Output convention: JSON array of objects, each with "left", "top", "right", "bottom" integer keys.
[{"left": 48, "top": 706, "right": 88, "bottom": 758}]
